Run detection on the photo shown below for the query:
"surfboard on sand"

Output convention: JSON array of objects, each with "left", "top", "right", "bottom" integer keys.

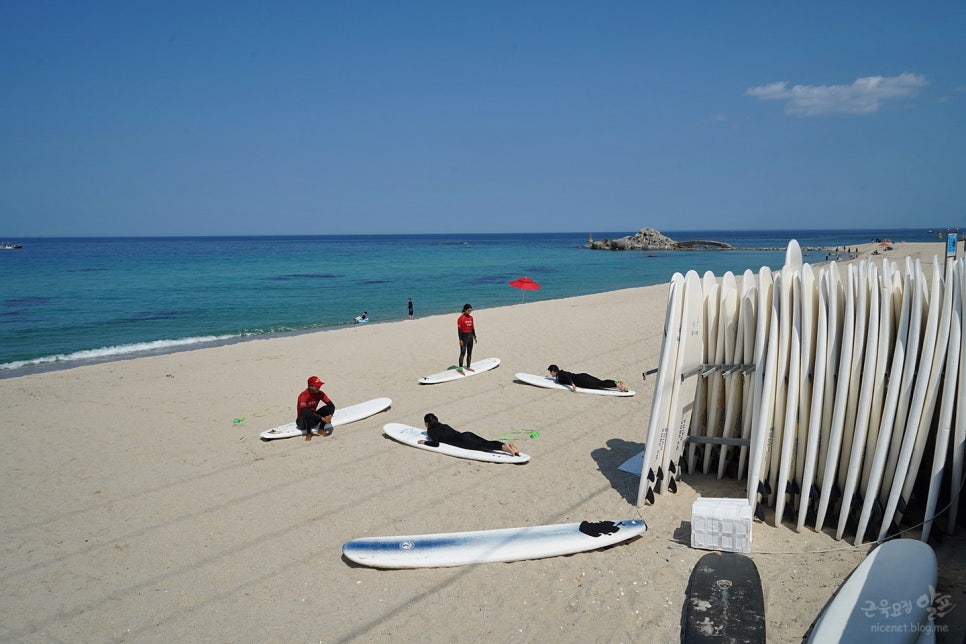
[
  {"left": 342, "top": 518, "right": 646, "bottom": 568},
  {"left": 259, "top": 397, "right": 392, "bottom": 440},
  {"left": 634, "top": 274, "right": 684, "bottom": 499},
  {"left": 382, "top": 423, "right": 530, "bottom": 463},
  {"left": 514, "top": 372, "right": 635, "bottom": 397},
  {"left": 662, "top": 270, "right": 705, "bottom": 494},
  {"left": 683, "top": 552, "right": 766, "bottom": 644},
  {"left": 418, "top": 357, "right": 501, "bottom": 384},
  {"left": 805, "top": 539, "right": 937, "bottom": 643}
]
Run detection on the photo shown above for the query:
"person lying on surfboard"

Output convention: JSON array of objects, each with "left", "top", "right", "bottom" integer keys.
[
  {"left": 417, "top": 413, "right": 520, "bottom": 456},
  {"left": 296, "top": 375, "right": 336, "bottom": 436},
  {"left": 547, "top": 365, "right": 628, "bottom": 393}
]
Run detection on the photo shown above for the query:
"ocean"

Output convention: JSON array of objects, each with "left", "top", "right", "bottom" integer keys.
[{"left": 0, "top": 228, "right": 946, "bottom": 377}]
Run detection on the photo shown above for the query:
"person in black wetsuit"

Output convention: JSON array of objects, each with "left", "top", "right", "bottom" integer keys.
[
  {"left": 547, "top": 364, "right": 627, "bottom": 392},
  {"left": 417, "top": 413, "right": 520, "bottom": 456}
]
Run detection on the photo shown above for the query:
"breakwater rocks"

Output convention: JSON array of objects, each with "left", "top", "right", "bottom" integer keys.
[{"left": 584, "top": 228, "right": 734, "bottom": 251}]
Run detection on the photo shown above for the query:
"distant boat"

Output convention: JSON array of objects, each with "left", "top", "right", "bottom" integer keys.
[{"left": 1, "top": 243, "right": 22, "bottom": 250}]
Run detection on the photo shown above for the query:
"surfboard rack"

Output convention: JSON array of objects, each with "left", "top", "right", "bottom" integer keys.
[
  {"left": 697, "top": 363, "right": 755, "bottom": 379},
  {"left": 686, "top": 435, "right": 751, "bottom": 447}
]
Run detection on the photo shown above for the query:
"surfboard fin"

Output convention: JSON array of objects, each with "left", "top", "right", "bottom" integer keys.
[
  {"left": 668, "top": 478, "right": 678, "bottom": 494},
  {"left": 645, "top": 488, "right": 655, "bottom": 505},
  {"left": 656, "top": 466, "right": 664, "bottom": 482},
  {"left": 668, "top": 460, "right": 677, "bottom": 475},
  {"left": 754, "top": 504, "right": 766, "bottom": 521},
  {"left": 809, "top": 484, "right": 820, "bottom": 500},
  {"left": 647, "top": 468, "right": 656, "bottom": 483}
]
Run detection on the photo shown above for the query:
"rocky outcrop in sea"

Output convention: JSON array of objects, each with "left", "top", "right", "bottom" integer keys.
[{"left": 584, "top": 228, "right": 734, "bottom": 251}]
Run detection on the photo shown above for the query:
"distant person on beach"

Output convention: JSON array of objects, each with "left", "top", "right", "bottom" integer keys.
[
  {"left": 408, "top": 297, "right": 414, "bottom": 320},
  {"left": 296, "top": 376, "right": 336, "bottom": 436},
  {"left": 417, "top": 413, "right": 520, "bottom": 456},
  {"left": 457, "top": 303, "right": 478, "bottom": 370},
  {"left": 547, "top": 365, "right": 627, "bottom": 392},
  {"left": 354, "top": 311, "right": 368, "bottom": 323}
]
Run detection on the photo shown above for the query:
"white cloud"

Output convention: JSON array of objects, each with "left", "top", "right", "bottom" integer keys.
[{"left": 746, "top": 73, "right": 927, "bottom": 116}]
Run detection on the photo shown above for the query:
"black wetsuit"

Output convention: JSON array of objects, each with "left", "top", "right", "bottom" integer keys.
[
  {"left": 424, "top": 422, "right": 503, "bottom": 452},
  {"left": 555, "top": 369, "right": 619, "bottom": 390}
]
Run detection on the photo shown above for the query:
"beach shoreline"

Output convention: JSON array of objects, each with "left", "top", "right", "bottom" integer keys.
[{"left": 2, "top": 240, "right": 964, "bottom": 642}]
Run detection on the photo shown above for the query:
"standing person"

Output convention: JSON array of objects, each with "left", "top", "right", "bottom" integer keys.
[
  {"left": 417, "top": 413, "right": 520, "bottom": 456},
  {"left": 457, "top": 303, "right": 478, "bottom": 371},
  {"left": 408, "top": 297, "right": 414, "bottom": 320},
  {"left": 296, "top": 376, "right": 336, "bottom": 436},
  {"left": 547, "top": 364, "right": 627, "bottom": 392}
]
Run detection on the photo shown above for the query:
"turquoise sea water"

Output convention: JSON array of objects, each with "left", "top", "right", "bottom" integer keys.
[{"left": 0, "top": 229, "right": 946, "bottom": 376}]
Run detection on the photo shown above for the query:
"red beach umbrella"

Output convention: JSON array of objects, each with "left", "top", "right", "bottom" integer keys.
[{"left": 509, "top": 276, "right": 541, "bottom": 301}]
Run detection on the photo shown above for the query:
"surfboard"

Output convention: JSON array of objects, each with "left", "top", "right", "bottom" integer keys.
[
  {"left": 746, "top": 270, "right": 779, "bottom": 518},
  {"left": 717, "top": 272, "right": 754, "bottom": 479},
  {"left": 854, "top": 263, "right": 912, "bottom": 545},
  {"left": 773, "top": 270, "right": 801, "bottom": 526},
  {"left": 805, "top": 539, "right": 937, "bottom": 643},
  {"left": 895, "top": 257, "right": 953, "bottom": 527},
  {"left": 382, "top": 423, "right": 530, "bottom": 464},
  {"left": 689, "top": 272, "right": 720, "bottom": 477},
  {"left": 635, "top": 273, "right": 685, "bottom": 502},
  {"left": 514, "top": 372, "right": 635, "bottom": 396},
  {"left": 835, "top": 262, "right": 880, "bottom": 540},
  {"left": 922, "top": 259, "right": 960, "bottom": 542},
  {"left": 661, "top": 270, "right": 705, "bottom": 493},
  {"left": 418, "top": 357, "right": 501, "bottom": 384},
  {"left": 727, "top": 270, "right": 757, "bottom": 481},
  {"left": 259, "top": 397, "right": 393, "bottom": 440},
  {"left": 878, "top": 258, "right": 944, "bottom": 540},
  {"left": 797, "top": 266, "right": 830, "bottom": 532},
  {"left": 794, "top": 264, "right": 818, "bottom": 507},
  {"left": 682, "top": 552, "right": 766, "bottom": 644},
  {"left": 950, "top": 258, "right": 966, "bottom": 533},
  {"left": 881, "top": 259, "right": 926, "bottom": 513},
  {"left": 814, "top": 264, "right": 857, "bottom": 532},
  {"left": 342, "top": 518, "right": 647, "bottom": 568},
  {"left": 739, "top": 267, "right": 773, "bottom": 482},
  {"left": 704, "top": 271, "right": 739, "bottom": 476}
]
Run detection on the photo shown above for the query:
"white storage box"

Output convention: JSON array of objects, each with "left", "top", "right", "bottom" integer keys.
[{"left": 690, "top": 497, "right": 753, "bottom": 554}]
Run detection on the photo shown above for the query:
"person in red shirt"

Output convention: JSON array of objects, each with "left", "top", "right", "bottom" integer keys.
[
  {"left": 457, "top": 303, "right": 478, "bottom": 371},
  {"left": 296, "top": 375, "right": 336, "bottom": 436}
]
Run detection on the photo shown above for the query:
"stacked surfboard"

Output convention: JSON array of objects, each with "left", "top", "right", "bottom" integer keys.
[{"left": 636, "top": 240, "right": 966, "bottom": 545}]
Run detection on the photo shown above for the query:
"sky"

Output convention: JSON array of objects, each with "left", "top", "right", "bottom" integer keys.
[{"left": 1, "top": 1, "right": 964, "bottom": 236}]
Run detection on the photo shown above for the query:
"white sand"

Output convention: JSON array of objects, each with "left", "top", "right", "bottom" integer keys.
[{"left": 1, "top": 240, "right": 964, "bottom": 642}]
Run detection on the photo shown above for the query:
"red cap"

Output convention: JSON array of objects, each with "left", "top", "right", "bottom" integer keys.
[{"left": 307, "top": 376, "right": 324, "bottom": 388}]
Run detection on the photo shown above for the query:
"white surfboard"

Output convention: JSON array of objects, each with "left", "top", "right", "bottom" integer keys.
[
  {"left": 259, "top": 397, "right": 393, "bottom": 440},
  {"left": 661, "top": 270, "right": 705, "bottom": 493},
  {"left": 739, "top": 267, "right": 773, "bottom": 482},
  {"left": 797, "top": 266, "right": 830, "bottom": 532},
  {"left": 806, "top": 539, "right": 937, "bottom": 643},
  {"left": 728, "top": 270, "right": 758, "bottom": 481},
  {"left": 814, "top": 264, "right": 857, "bottom": 532},
  {"left": 689, "top": 272, "right": 720, "bottom": 477},
  {"left": 342, "top": 518, "right": 647, "bottom": 569},
  {"left": 514, "top": 372, "right": 635, "bottom": 396},
  {"left": 773, "top": 270, "right": 802, "bottom": 526},
  {"left": 835, "top": 262, "right": 880, "bottom": 540},
  {"left": 747, "top": 270, "right": 780, "bottom": 517},
  {"left": 879, "top": 258, "right": 944, "bottom": 540},
  {"left": 382, "top": 423, "right": 530, "bottom": 463},
  {"left": 881, "top": 258, "right": 926, "bottom": 512},
  {"left": 794, "top": 264, "right": 818, "bottom": 506},
  {"left": 418, "top": 357, "right": 501, "bottom": 384},
  {"left": 704, "top": 271, "right": 739, "bottom": 476},
  {"left": 854, "top": 263, "right": 912, "bottom": 545},
  {"left": 951, "top": 258, "right": 966, "bottom": 533},
  {"left": 894, "top": 257, "right": 953, "bottom": 527},
  {"left": 922, "top": 260, "right": 960, "bottom": 542},
  {"left": 635, "top": 274, "right": 685, "bottom": 502}
]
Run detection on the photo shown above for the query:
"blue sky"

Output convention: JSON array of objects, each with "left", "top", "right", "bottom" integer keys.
[{"left": 1, "top": 1, "right": 964, "bottom": 236}]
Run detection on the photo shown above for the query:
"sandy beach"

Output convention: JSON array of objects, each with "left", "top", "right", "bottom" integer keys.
[{"left": 2, "top": 240, "right": 964, "bottom": 642}]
